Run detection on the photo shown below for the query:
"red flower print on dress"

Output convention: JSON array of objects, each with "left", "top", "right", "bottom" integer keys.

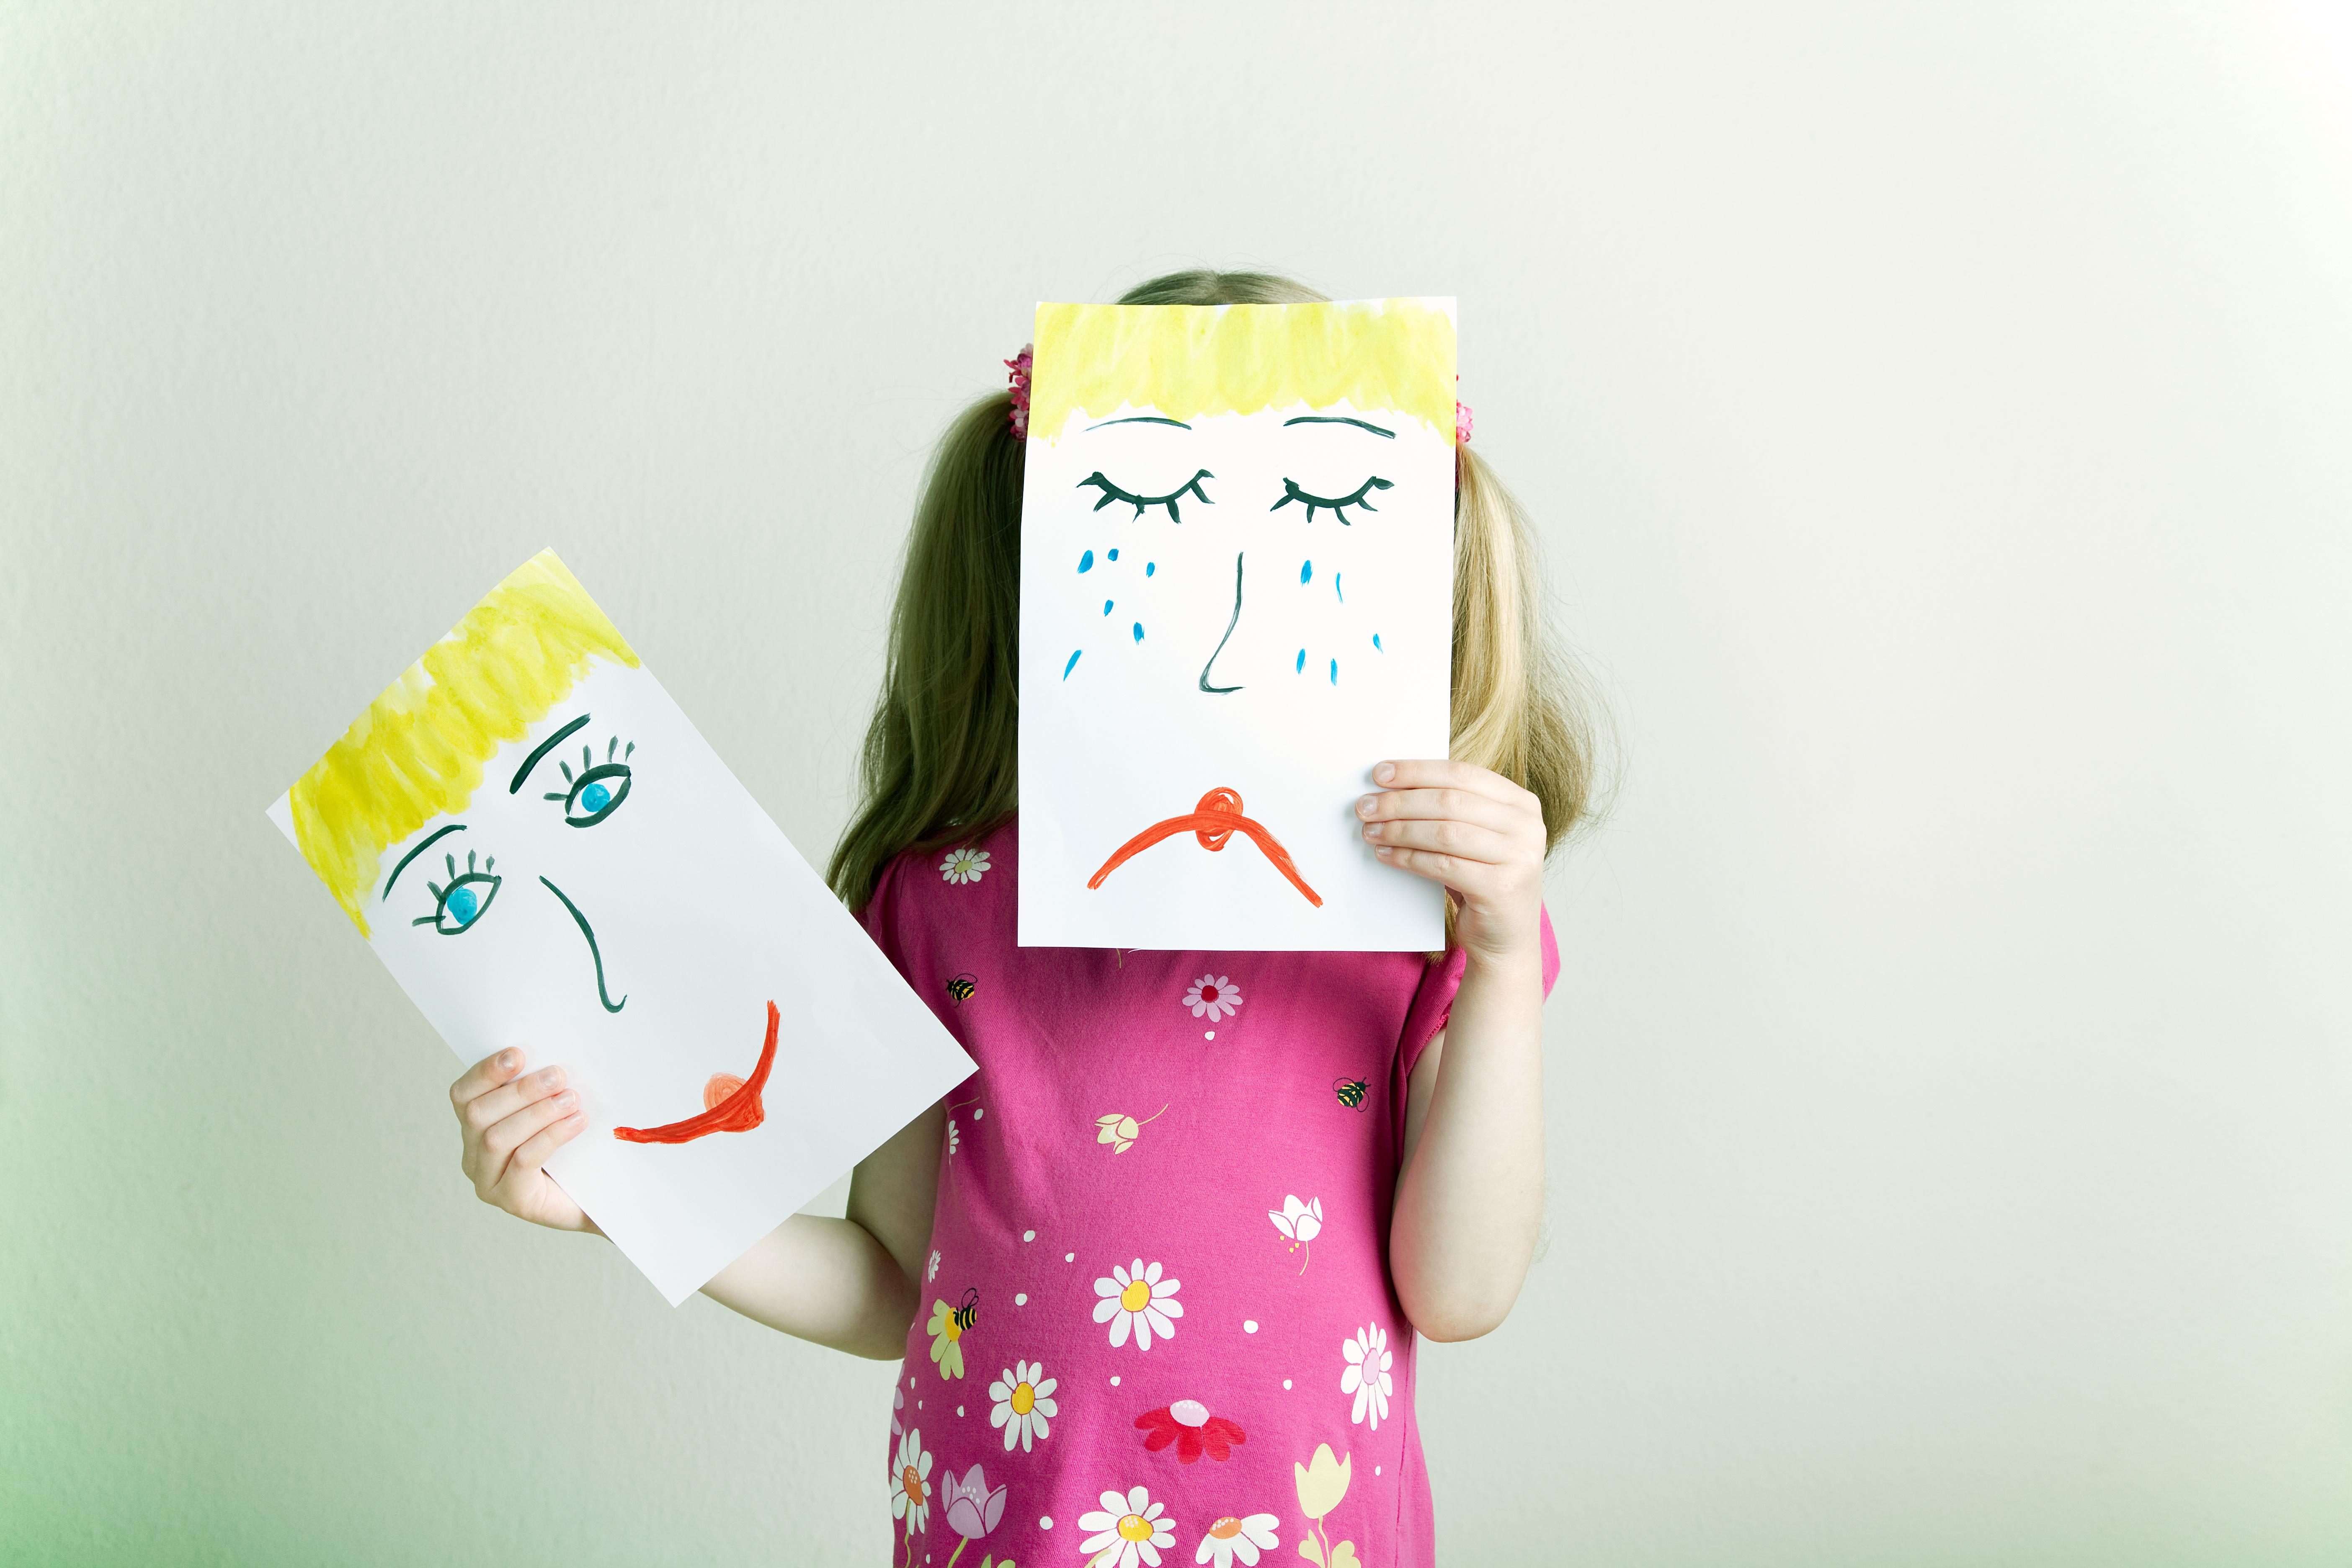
[
  {"left": 1135, "top": 1397, "right": 1247, "bottom": 1463},
  {"left": 1183, "top": 974, "right": 1243, "bottom": 1021}
]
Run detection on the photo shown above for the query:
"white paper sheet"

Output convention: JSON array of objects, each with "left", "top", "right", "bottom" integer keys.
[
  {"left": 268, "top": 552, "right": 975, "bottom": 1305},
  {"left": 1017, "top": 298, "right": 1457, "bottom": 950}
]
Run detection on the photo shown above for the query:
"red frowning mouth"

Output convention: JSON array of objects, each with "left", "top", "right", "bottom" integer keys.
[
  {"left": 612, "top": 1000, "right": 779, "bottom": 1145},
  {"left": 1086, "top": 787, "right": 1322, "bottom": 906}
]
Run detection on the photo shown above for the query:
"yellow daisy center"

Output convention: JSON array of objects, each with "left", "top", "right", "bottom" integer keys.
[
  {"left": 1009, "top": 1381, "right": 1035, "bottom": 1415},
  {"left": 943, "top": 1317, "right": 962, "bottom": 1343},
  {"left": 1119, "top": 1278, "right": 1152, "bottom": 1312},
  {"left": 900, "top": 1466, "right": 922, "bottom": 1504},
  {"left": 1117, "top": 1513, "right": 1153, "bottom": 1542},
  {"left": 1209, "top": 1516, "right": 1243, "bottom": 1540}
]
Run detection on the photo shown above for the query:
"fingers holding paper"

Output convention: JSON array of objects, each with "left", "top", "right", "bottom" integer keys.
[
  {"left": 1357, "top": 758, "right": 1548, "bottom": 961},
  {"left": 451, "top": 1049, "right": 596, "bottom": 1233}
]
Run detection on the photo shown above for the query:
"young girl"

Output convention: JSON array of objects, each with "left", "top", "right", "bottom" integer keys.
[{"left": 449, "top": 270, "right": 1594, "bottom": 1566}]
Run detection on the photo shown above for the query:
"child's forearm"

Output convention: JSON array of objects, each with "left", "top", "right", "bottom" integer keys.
[
  {"left": 699, "top": 1213, "right": 920, "bottom": 1358},
  {"left": 699, "top": 1100, "right": 942, "bottom": 1358},
  {"left": 1389, "top": 947, "right": 1547, "bottom": 1341}
]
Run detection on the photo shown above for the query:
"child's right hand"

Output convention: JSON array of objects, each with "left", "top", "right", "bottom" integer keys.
[{"left": 449, "top": 1050, "right": 598, "bottom": 1233}]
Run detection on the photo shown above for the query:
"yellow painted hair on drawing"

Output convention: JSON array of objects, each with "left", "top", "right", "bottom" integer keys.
[
  {"left": 288, "top": 550, "right": 639, "bottom": 937},
  {"left": 1027, "top": 298, "right": 1457, "bottom": 444}
]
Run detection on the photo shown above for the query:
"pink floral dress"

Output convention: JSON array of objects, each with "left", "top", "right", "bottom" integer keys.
[{"left": 864, "top": 820, "right": 1558, "bottom": 1568}]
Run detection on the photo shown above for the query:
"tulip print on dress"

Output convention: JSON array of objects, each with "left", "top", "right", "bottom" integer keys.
[
  {"left": 1269, "top": 1195, "right": 1323, "bottom": 1274},
  {"left": 1292, "top": 1443, "right": 1359, "bottom": 1568},
  {"left": 939, "top": 1463, "right": 1009, "bottom": 1568}
]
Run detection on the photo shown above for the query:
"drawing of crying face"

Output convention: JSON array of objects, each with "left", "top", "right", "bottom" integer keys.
[
  {"left": 361, "top": 659, "right": 784, "bottom": 1114},
  {"left": 1038, "top": 406, "right": 1449, "bottom": 707}
]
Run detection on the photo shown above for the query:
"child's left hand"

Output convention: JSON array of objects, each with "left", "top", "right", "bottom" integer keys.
[{"left": 1358, "top": 760, "right": 1547, "bottom": 963}]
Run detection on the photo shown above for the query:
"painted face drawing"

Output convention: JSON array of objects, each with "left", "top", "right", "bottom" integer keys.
[
  {"left": 281, "top": 553, "right": 781, "bottom": 1146},
  {"left": 1017, "top": 299, "right": 1458, "bottom": 951},
  {"left": 272, "top": 549, "right": 980, "bottom": 1303}
]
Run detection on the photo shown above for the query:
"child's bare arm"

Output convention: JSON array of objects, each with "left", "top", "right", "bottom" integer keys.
[
  {"left": 1359, "top": 759, "right": 1550, "bottom": 1342},
  {"left": 449, "top": 1050, "right": 939, "bottom": 1358},
  {"left": 699, "top": 1103, "right": 942, "bottom": 1358}
]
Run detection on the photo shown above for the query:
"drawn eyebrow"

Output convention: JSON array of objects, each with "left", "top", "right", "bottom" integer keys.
[
  {"left": 1088, "top": 416, "right": 1191, "bottom": 431},
  {"left": 509, "top": 712, "right": 591, "bottom": 794},
  {"left": 383, "top": 823, "right": 465, "bottom": 902},
  {"left": 1283, "top": 416, "right": 1395, "bottom": 438}
]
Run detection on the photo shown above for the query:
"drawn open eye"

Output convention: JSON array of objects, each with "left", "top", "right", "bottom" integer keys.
[
  {"left": 413, "top": 849, "right": 502, "bottom": 935},
  {"left": 546, "top": 736, "right": 634, "bottom": 827},
  {"left": 1076, "top": 468, "right": 1215, "bottom": 523},
  {"left": 1270, "top": 475, "right": 1393, "bottom": 525}
]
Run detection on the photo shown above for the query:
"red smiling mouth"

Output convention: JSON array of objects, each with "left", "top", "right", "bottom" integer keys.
[
  {"left": 612, "top": 1001, "right": 779, "bottom": 1145},
  {"left": 1087, "top": 787, "right": 1323, "bottom": 906}
]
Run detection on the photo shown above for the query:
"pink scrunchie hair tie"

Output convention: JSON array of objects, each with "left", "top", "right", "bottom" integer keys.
[{"left": 1006, "top": 344, "right": 1033, "bottom": 439}]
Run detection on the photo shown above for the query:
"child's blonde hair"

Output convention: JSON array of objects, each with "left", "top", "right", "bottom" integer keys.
[{"left": 827, "top": 271, "right": 1599, "bottom": 920}]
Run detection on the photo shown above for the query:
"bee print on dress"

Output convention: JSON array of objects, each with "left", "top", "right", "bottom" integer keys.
[
  {"left": 927, "top": 1287, "right": 978, "bottom": 1378},
  {"left": 946, "top": 972, "right": 977, "bottom": 1006},
  {"left": 1332, "top": 1075, "right": 1369, "bottom": 1111}
]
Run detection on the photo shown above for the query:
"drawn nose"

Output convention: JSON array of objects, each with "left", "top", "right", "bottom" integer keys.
[
  {"left": 539, "top": 875, "right": 627, "bottom": 1013},
  {"left": 1197, "top": 551, "right": 1246, "bottom": 694}
]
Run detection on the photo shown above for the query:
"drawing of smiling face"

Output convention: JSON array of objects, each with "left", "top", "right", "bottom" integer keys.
[
  {"left": 271, "top": 549, "right": 982, "bottom": 1304},
  {"left": 1016, "top": 299, "right": 1458, "bottom": 951},
  {"left": 360, "top": 658, "right": 793, "bottom": 1140}
]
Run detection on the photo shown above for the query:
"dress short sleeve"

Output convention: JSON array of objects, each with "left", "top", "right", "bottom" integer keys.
[
  {"left": 856, "top": 852, "right": 910, "bottom": 979},
  {"left": 1398, "top": 903, "right": 1560, "bottom": 1080}
]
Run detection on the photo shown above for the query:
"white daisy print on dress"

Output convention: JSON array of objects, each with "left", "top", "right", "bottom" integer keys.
[
  {"left": 988, "top": 1358, "right": 1059, "bottom": 1452},
  {"left": 940, "top": 847, "right": 991, "bottom": 885},
  {"left": 1182, "top": 974, "right": 1243, "bottom": 1021},
  {"left": 1340, "top": 1324, "right": 1394, "bottom": 1431},
  {"left": 890, "top": 1427, "right": 933, "bottom": 1541},
  {"left": 1093, "top": 1258, "right": 1183, "bottom": 1350},
  {"left": 1195, "top": 1512, "right": 1280, "bottom": 1568},
  {"left": 1269, "top": 1194, "right": 1323, "bottom": 1274},
  {"left": 1077, "top": 1484, "right": 1177, "bottom": 1568}
]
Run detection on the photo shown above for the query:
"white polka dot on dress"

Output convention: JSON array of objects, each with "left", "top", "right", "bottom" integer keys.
[
  {"left": 1023, "top": 1230, "right": 1036, "bottom": 1241},
  {"left": 1015, "top": 1293, "right": 1028, "bottom": 1305},
  {"left": 1110, "top": 1375, "right": 1120, "bottom": 1386},
  {"left": 1282, "top": 1380, "right": 1292, "bottom": 1390},
  {"left": 1243, "top": 1320, "right": 1257, "bottom": 1333},
  {"left": 1040, "top": 1517, "right": 1053, "bottom": 1530}
]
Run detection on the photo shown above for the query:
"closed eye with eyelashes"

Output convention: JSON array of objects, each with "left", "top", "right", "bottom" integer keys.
[
  {"left": 1077, "top": 468, "right": 1215, "bottom": 523},
  {"left": 1271, "top": 475, "right": 1393, "bottom": 525}
]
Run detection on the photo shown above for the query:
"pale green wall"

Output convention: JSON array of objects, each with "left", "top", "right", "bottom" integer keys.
[{"left": 6, "top": 5, "right": 2349, "bottom": 1563}]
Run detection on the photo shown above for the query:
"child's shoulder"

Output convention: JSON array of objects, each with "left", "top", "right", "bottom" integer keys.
[{"left": 861, "top": 816, "right": 1018, "bottom": 945}]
